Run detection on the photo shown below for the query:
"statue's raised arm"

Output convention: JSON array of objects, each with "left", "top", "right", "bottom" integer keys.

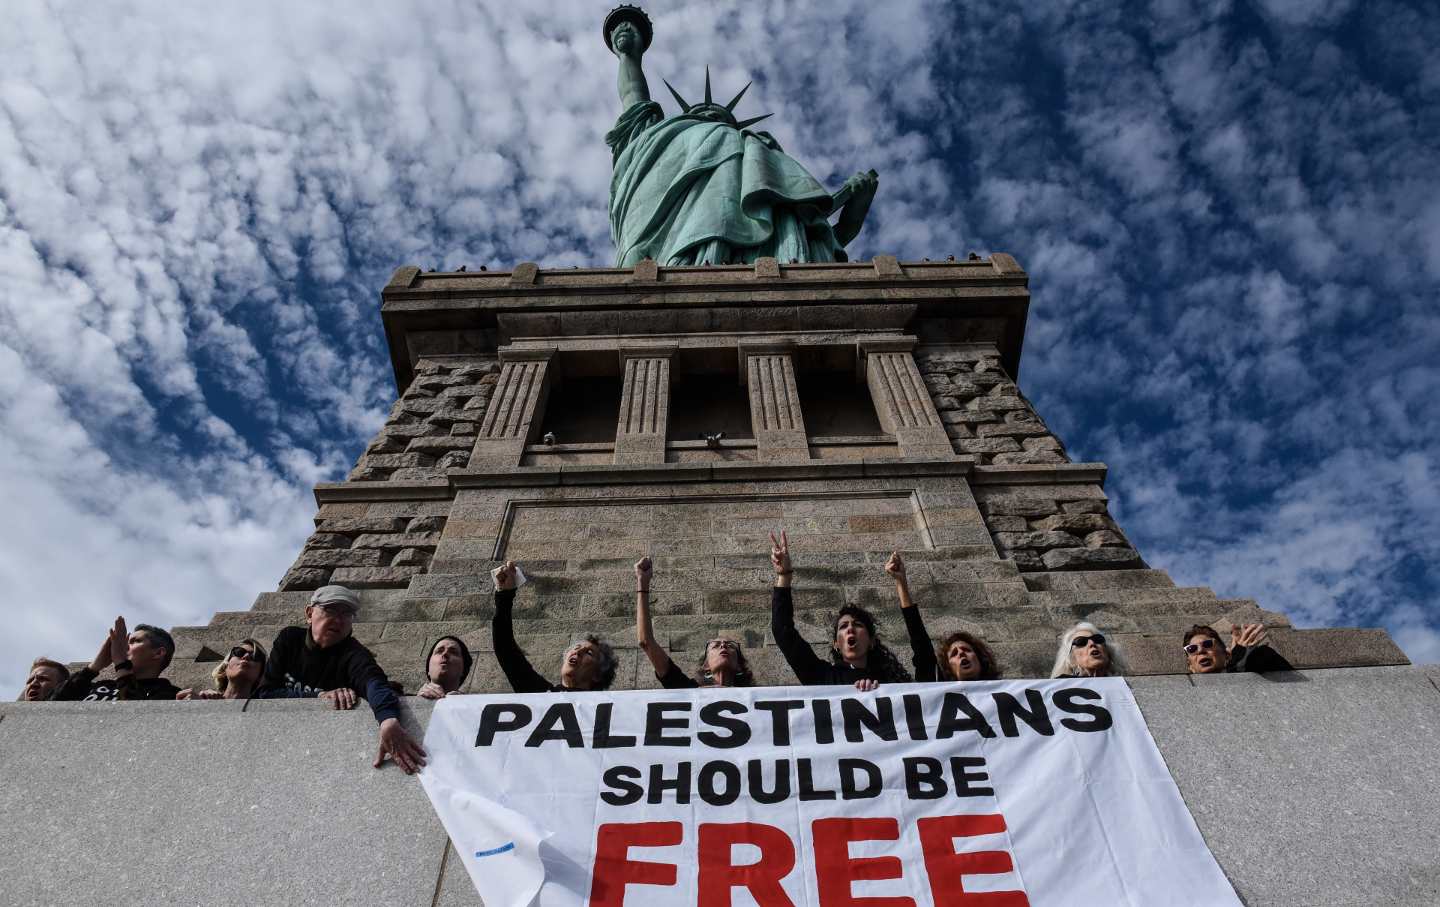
[{"left": 602, "top": 5, "right": 879, "bottom": 268}]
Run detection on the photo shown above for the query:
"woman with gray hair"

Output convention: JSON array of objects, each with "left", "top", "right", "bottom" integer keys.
[
  {"left": 492, "top": 561, "right": 618, "bottom": 692},
  {"left": 1050, "top": 622, "right": 1127, "bottom": 678},
  {"left": 178, "top": 638, "right": 268, "bottom": 700}
]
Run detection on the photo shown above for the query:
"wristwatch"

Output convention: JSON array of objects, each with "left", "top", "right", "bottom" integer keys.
[{"left": 113, "top": 659, "right": 134, "bottom": 672}]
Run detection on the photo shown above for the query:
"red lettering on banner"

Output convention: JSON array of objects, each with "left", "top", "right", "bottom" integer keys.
[
  {"left": 811, "top": 818, "right": 916, "bottom": 907},
  {"left": 917, "top": 815, "right": 1029, "bottom": 907},
  {"left": 588, "top": 822, "right": 682, "bottom": 907},
  {"left": 698, "top": 822, "right": 797, "bottom": 907}
]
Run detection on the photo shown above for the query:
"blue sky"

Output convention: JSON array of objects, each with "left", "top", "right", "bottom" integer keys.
[{"left": 1, "top": 0, "right": 1436, "bottom": 698}]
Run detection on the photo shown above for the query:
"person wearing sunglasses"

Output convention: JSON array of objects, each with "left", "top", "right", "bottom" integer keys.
[
  {"left": 1050, "top": 622, "right": 1127, "bottom": 678},
  {"left": 634, "top": 556, "right": 754, "bottom": 688},
  {"left": 1184, "top": 623, "right": 1292, "bottom": 674},
  {"left": 178, "top": 638, "right": 268, "bottom": 700},
  {"left": 258, "top": 585, "right": 427, "bottom": 774}
]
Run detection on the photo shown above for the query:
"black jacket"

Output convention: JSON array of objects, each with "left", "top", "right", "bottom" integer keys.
[
  {"left": 54, "top": 668, "right": 180, "bottom": 702},
  {"left": 770, "top": 586, "right": 931, "bottom": 686},
  {"left": 493, "top": 589, "right": 564, "bottom": 693},
  {"left": 258, "top": 626, "right": 400, "bottom": 723},
  {"left": 1228, "top": 643, "right": 1293, "bottom": 673}
]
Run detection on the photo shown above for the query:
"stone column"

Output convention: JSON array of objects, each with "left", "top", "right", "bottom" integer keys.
[
  {"left": 862, "top": 340, "right": 956, "bottom": 458},
  {"left": 470, "top": 348, "right": 555, "bottom": 467},
  {"left": 742, "top": 343, "right": 810, "bottom": 461},
  {"left": 614, "top": 347, "right": 674, "bottom": 465}
]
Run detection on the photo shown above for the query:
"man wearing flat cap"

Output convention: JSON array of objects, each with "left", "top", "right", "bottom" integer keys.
[{"left": 259, "top": 585, "right": 426, "bottom": 773}]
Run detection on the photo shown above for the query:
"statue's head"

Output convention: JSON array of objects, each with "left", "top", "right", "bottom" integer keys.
[
  {"left": 663, "top": 68, "right": 772, "bottom": 131},
  {"left": 604, "top": 5, "right": 652, "bottom": 56}
]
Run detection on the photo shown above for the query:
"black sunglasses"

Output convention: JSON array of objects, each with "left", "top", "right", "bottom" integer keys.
[
  {"left": 1070, "top": 634, "right": 1106, "bottom": 648},
  {"left": 229, "top": 646, "right": 264, "bottom": 663},
  {"left": 1183, "top": 638, "right": 1218, "bottom": 655}
]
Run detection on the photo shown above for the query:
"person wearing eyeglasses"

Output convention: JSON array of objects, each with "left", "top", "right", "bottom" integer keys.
[
  {"left": 770, "top": 532, "right": 916, "bottom": 691},
  {"left": 258, "top": 585, "right": 427, "bottom": 774},
  {"left": 1184, "top": 623, "right": 1292, "bottom": 674},
  {"left": 416, "top": 636, "right": 473, "bottom": 699},
  {"left": 1050, "top": 622, "right": 1128, "bottom": 678},
  {"left": 491, "top": 561, "right": 619, "bottom": 693},
  {"left": 177, "top": 638, "right": 268, "bottom": 700},
  {"left": 634, "top": 556, "right": 754, "bottom": 688}
]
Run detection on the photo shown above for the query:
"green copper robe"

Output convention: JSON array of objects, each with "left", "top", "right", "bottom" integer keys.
[{"left": 606, "top": 101, "right": 845, "bottom": 267}]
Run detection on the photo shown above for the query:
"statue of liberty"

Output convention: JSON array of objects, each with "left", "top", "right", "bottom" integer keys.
[{"left": 604, "top": 5, "right": 879, "bottom": 268}]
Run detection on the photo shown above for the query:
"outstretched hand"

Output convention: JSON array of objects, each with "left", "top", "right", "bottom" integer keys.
[
  {"left": 1232, "top": 623, "right": 1267, "bottom": 649},
  {"left": 375, "top": 718, "right": 427, "bottom": 774},
  {"left": 884, "top": 550, "right": 907, "bottom": 583}
]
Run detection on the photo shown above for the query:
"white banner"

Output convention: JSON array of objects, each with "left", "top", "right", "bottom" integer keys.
[{"left": 420, "top": 679, "right": 1239, "bottom": 907}]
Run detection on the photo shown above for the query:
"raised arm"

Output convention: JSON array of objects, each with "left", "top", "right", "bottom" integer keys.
[
  {"left": 769, "top": 531, "right": 828, "bottom": 685},
  {"left": 611, "top": 21, "right": 650, "bottom": 110},
  {"left": 635, "top": 556, "right": 676, "bottom": 678},
  {"left": 886, "top": 551, "right": 937, "bottom": 682},
  {"left": 491, "top": 561, "right": 553, "bottom": 693}
]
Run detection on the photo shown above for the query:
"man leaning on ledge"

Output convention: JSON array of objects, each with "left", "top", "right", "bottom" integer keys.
[{"left": 258, "top": 585, "right": 428, "bottom": 773}]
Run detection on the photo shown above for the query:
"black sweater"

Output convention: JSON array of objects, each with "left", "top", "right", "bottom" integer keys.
[
  {"left": 493, "top": 589, "right": 564, "bottom": 693},
  {"left": 258, "top": 626, "right": 400, "bottom": 723},
  {"left": 770, "top": 585, "right": 934, "bottom": 685},
  {"left": 54, "top": 668, "right": 180, "bottom": 702}
]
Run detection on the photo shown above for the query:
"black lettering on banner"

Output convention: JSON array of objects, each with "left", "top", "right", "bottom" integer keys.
[
  {"left": 697, "top": 700, "right": 751, "bottom": 749},
  {"left": 698, "top": 761, "right": 742, "bottom": 806},
  {"left": 935, "top": 692, "right": 997, "bottom": 739},
  {"left": 601, "top": 765, "right": 644, "bottom": 805},
  {"left": 476, "top": 704, "right": 532, "bottom": 747},
  {"left": 950, "top": 756, "right": 994, "bottom": 797},
  {"left": 749, "top": 759, "right": 792, "bottom": 804},
  {"left": 647, "top": 762, "right": 692, "bottom": 804},
  {"left": 993, "top": 689, "right": 1055, "bottom": 737},
  {"left": 904, "top": 757, "right": 947, "bottom": 799},
  {"left": 838, "top": 759, "right": 882, "bottom": 800},
  {"left": 797, "top": 758, "right": 837, "bottom": 801},
  {"left": 902, "top": 693, "right": 928, "bottom": 741},
  {"left": 753, "top": 700, "right": 803, "bottom": 746},
  {"left": 1053, "top": 687, "right": 1114, "bottom": 732},
  {"left": 525, "top": 703, "right": 583, "bottom": 748},
  {"left": 644, "top": 701, "right": 693, "bottom": 747},
  {"left": 593, "top": 702, "right": 638, "bottom": 748},
  {"left": 841, "top": 696, "right": 898, "bottom": 742},
  {"left": 811, "top": 699, "right": 835, "bottom": 745}
]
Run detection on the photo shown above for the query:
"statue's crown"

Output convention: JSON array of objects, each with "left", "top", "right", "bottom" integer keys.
[{"left": 663, "top": 67, "right": 773, "bottom": 131}]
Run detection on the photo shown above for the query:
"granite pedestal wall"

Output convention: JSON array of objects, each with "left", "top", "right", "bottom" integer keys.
[
  {"left": 149, "top": 257, "right": 1403, "bottom": 695},
  {"left": 4, "top": 667, "right": 1438, "bottom": 906}
]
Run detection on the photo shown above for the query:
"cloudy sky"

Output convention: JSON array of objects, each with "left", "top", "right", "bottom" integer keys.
[{"left": 2, "top": 0, "right": 1436, "bottom": 698}]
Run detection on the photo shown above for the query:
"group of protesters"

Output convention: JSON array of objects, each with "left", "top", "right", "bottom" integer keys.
[{"left": 21, "top": 529, "right": 1291, "bottom": 773}]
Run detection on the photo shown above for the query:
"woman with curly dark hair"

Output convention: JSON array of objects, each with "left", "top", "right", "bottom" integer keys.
[
  {"left": 769, "top": 531, "right": 923, "bottom": 690},
  {"left": 636, "top": 556, "right": 755, "bottom": 688}
]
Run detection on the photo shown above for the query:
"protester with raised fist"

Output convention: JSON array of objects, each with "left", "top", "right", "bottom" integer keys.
[
  {"left": 492, "top": 560, "right": 617, "bottom": 692},
  {"left": 55, "top": 616, "right": 180, "bottom": 701},
  {"left": 635, "top": 556, "right": 753, "bottom": 688},
  {"left": 769, "top": 531, "right": 914, "bottom": 690},
  {"left": 1051, "top": 621, "right": 1127, "bottom": 678},
  {"left": 881, "top": 550, "right": 1003, "bottom": 683}
]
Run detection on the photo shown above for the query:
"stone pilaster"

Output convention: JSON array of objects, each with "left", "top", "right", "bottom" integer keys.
[
  {"left": 862, "top": 340, "right": 956, "bottom": 458},
  {"left": 614, "top": 347, "right": 674, "bottom": 464},
  {"left": 469, "top": 348, "right": 555, "bottom": 467},
  {"left": 742, "top": 343, "right": 809, "bottom": 461}
]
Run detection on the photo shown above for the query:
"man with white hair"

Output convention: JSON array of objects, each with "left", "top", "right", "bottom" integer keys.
[{"left": 259, "top": 585, "right": 427, "bottom": 774}]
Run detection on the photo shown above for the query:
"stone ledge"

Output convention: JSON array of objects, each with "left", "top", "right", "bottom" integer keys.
[{"left": 970, "top": 462, "right": 1108, "bottom": 486}]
